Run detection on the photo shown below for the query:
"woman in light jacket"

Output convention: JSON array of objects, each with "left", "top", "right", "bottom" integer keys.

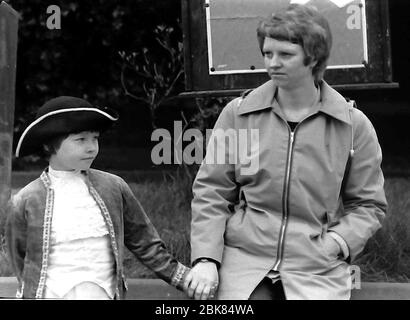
[{"left": 184, "top": 4, "right": 387, "bottom": 300}]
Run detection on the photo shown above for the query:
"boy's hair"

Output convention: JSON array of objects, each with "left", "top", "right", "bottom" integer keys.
[
  {"left": 41, "top": 133, "right": 70, "bottom": 159},
  {"left": 41, "top": 130, "right": 100, "bottom": 159},
  {"left": 256, "top": 4, "right": 332, "bottom": 83}
]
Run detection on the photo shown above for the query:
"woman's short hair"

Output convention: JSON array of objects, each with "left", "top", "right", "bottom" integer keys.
[{"left": 256, "top": 4, "right": 332, "bottom": 83}]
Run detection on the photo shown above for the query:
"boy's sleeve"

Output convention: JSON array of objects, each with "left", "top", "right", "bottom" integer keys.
[
  {"left": 5, "top": 193, "right": 27, "bottom": 286},
  {"left": 120, "top": 180, "right": 189, "bottom": 290}
]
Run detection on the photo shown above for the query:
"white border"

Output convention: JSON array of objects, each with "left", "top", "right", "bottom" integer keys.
[
  {"left": 206, "top": 0, "right": 369, "bottom": 75},
  {"left": 360, "top": 0, "right": 368, "bottom": 64},
  {"left": 205, "top": 0, "right": 215, "bottom": 74},
  {"left": 16, "top": 107, "right": 118, "bottom": 157}
]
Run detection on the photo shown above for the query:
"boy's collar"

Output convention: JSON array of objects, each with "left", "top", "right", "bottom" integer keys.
[
  {"left": 41, "top": 167, "right": 91, "bottom": 188},
  {"left": 48, "top": 166, "right": 81, "bottom": 178}
]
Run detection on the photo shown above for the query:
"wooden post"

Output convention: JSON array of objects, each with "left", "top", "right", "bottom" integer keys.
[{"left": 0, "top": 1, "right": 19, "bottom": 229}]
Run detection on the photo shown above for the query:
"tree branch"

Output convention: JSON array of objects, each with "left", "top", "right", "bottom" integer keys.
[{"left": 120, "top": 66, "right": 149, "bottom": 104}]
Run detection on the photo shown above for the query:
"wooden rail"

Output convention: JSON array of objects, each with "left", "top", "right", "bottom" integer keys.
[{"left": 1, "top": 278, "right": 409, "bottom": 300}]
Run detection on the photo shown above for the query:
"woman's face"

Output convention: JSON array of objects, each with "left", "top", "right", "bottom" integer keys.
[{"left": 263, "top": 37, "right": 316, "bottom": 90}]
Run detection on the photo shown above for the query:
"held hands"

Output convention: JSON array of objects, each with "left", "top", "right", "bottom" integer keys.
[{"left": 183, "top": 261, "right": 219, "bottom": 300}]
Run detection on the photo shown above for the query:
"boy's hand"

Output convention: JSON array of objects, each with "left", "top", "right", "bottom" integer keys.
[{"left": 183, "top": 261, "right": 219, "bottom": 300}]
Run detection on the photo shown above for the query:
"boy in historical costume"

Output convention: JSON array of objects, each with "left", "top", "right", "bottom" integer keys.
[{"left": 6, "top": 96, "right": 189, "bottom": 299}]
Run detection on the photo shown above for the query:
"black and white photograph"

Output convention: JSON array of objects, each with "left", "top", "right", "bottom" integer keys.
[{"left": 0, "top": 0, "right": 409, "bottom": 313}]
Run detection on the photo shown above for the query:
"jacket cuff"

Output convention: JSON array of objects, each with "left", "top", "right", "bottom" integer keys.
[
  {"left": 192, "top": 257, "right": 220, "bottom": 269},
  {"left": 170, "top": 262, "right": 190, "bottom": 291},
  {"left": 328, "top": 231, "right": 350, "bottom": 260}
]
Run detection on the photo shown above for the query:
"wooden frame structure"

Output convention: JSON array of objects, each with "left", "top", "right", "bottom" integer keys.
[
  {"left": 181, "top": 0, "right": 398, "bottom": 97},
  {"left": 0, "top": 1, "right": 18, "bottom": 218}
]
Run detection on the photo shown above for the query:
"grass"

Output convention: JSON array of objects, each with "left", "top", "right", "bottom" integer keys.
[
  {"left": 0, "top": 235, "right": 12, "bottom": 277},
  {"left": 1, "top": 170, "right": 410, "bottom": 283},
  {"left": 355, "top": 178, "right": 410, "bottom": 282}
]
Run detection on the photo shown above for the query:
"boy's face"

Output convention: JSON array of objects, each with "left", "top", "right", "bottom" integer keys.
[{"left": 49, "top": 131, "right": 100, "bottom": 171}]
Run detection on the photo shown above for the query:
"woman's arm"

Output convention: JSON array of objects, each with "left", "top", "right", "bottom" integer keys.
[
  {"left": 188, "top": 99, "right": 241, "bottom": 299},
  {"left": 190, "top": 99, "right": 240, "bottom": 264},
  {"left": 328, "top": 109, "right": 387, "bottom": 262}
]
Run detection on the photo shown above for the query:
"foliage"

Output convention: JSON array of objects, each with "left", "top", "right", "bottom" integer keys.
[
  {"left": 355, "top": 178, "right": 410, "bottom": 282},
  {"left": 5, "top": 0, "right": 182, "bottom": 134},
  {"left": 119, "top": 23, "right": 184, "bottom": 128},
  {"left": 0, "top": 235, "right": 13, "bottom": 277},
  {"left": 4, "top": 0, "right": 189, "bottom": 172},
  {"left": 189, "top": 97, "right": 231, "bottom": 133}
]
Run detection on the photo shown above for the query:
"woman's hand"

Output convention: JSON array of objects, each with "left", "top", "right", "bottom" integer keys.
[{"left": 183, "top": 261, "right": 219, "bottom": 300}]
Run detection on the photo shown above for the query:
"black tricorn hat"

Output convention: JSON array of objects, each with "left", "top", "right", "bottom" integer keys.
[{"left": 16, "top": 96, "right": 119, "bottom": 157}]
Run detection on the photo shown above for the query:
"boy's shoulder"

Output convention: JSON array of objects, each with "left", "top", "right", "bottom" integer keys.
[
  {"left": 88, "top": 168, "right": 127, "bottom": 185},
  {"left": 18, "top": 175, "right": 44, "bottom": 194},
  {"left": 13, "top": 175, "right": 45, "bottom": 202}
]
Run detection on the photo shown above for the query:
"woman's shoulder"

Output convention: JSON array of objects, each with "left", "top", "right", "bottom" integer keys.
[
  {"left": 325, "top": 82, "right": 375, "bottom": 132},
  {"left": 349, "top": 103, "right": 376, "bottom": 132}
]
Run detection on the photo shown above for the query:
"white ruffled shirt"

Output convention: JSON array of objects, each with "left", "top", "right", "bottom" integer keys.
[{"left": 44, "top": 167, "right": 116, "bottom": 299}]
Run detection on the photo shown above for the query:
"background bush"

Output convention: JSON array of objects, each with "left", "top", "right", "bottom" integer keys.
[{"left": 5, "top": 0, "right": 184, "bottom": 157}]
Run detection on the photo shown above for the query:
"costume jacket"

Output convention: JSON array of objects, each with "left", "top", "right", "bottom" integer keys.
[
  {"left": 6, "top": 168, "right": 188, "bottom": 299},
  {"left": 190, "top": 80, "right": 387, "bottom": 299}
]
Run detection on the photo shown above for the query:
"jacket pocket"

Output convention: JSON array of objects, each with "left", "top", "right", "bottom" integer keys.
[
  {"left": 319, "top": 232, "right": 340, "bottom": 261},
  {"left": 310, "top": 226, "right": 340, "bottom": 263}
]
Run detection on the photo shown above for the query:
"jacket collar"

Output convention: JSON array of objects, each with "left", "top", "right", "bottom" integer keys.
[
  {"left": 40, "top": 169, "right": 51, "bottom": 188},
  {"left": 237, "top": 80, "right": 352, "bottom": 125}
]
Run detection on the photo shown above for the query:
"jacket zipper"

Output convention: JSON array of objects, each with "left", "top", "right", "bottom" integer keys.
[{"left": 273, "top": 129, "right": 295, "bottom": 271}]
